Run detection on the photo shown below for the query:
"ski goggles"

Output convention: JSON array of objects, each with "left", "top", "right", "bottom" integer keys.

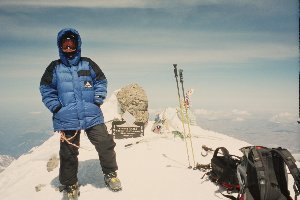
[{"left": 61, "top": 37, "right": 77, "bottom": 53}]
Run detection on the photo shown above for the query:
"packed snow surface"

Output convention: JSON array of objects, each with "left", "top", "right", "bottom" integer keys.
[
  {"left": 1, "top": 124, "right": 298, "bottom": 200},
  {"left": 0, "top": 93, "right": 298, "bottom": 200}
]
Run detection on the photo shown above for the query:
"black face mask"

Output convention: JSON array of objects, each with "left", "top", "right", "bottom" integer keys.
[{"left": 63, "top": 51, "right": 76, "bottom": 59}]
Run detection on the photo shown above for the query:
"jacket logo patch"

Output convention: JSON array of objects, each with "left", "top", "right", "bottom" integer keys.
[{"left": 84, "top": 81, "right": 92, "bottom": 88}]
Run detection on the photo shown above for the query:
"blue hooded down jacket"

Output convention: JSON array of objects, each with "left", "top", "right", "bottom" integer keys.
[{"left": 40, "top": 28, "right": 107, "bottom": 131}]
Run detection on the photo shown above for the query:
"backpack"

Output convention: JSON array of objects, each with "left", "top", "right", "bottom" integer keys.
[
  {"left": 237, "top": 146, "right": 300, "bottom": 200},
  {"left": 208, "top": 147, "right": 241, "bottom": 192}
]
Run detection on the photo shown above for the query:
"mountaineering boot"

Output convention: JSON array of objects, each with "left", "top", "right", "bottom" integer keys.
[
  {"left": 62, "top": 182, "right": 80, "bottom": 200},
  {"left": 104, "top": 172, "right": 122, "bottom": 192}
]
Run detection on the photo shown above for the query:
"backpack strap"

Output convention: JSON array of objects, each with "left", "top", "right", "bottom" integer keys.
[
  {"left": 271, "top": 148, "right": 300, "bottom": 196},
  {"left": 219, "top": 191, "right": 238, "bottom": 200},
  {"left": 244, "top": 188, "right": 255, "bottom": 200},
  {"left": 251, "top": 148, "right": 268, "bottom": 200},
  {"left": 213, "top": 147, "right": 230, "bottom": 158}
]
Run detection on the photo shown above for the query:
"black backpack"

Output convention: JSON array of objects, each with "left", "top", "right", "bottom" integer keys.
[
  {"left": 237, "top": 146, "right": 300, "bottom": 200},
  {"left": 208, "top": 147, "right": 241, "bottom": 192}
]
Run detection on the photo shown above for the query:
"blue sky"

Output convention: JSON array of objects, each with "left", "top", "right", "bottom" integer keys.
[{"left": 0, "top": 0, "right": 298, "bottom": 116}]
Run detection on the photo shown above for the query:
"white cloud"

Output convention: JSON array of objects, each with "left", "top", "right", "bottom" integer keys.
[
  {"left": 194, "top": 108, "right": 251, "bottom": 121},
  {"left": 3, "top": 26, "right": 297, "bottom": 62},
  {"left": 0, "top": 0, "right": 291, "bottom": 9},
  {"left": 269, "top": 112, "right": 297, "bottom": 124},
  {"left": 83, "top": 42, "right": 297, "bottom": 69},
  {"left": 0, "top": 0, "right": 149, "bottom": 8},
  {"left": 0, "top": 27, "right": 296, "bottom": 83},
  {"left": 232, "top": 117, "right": 245, "bottom": 122},
  {"left": 194, "top": 109, "right": 230, "bottom": 120},
  {"left": 232, "top": 109, "right": 251, "bottom": 116},
  {"left": 64, "top": 29, "right": 300, "bottom": 66}
]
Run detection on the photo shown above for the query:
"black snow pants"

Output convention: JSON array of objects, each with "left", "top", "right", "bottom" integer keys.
[{"left": 59, "top": 124, "right": 118, "bottom": 186}]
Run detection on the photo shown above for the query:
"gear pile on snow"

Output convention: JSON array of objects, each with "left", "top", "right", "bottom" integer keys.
[
  {"left": 202, "top": 145, "right": 300, "bottom": 200},
  {"left": 205, "top": 147, "right": 241, "bottom": 193}
]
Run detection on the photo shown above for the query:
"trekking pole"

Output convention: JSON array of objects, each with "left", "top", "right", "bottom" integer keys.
[
  {"left": 173, "top": 64, "right": 192, "bottom": 169},
  {"left": 298, "top": 66, "right": 300, "bottom": 124},
  {"left": 298, "top": 22, "right": 300, "bottom": 124},
  {"left": 179, "top": 69, "right": 196, "bottom": 169}
]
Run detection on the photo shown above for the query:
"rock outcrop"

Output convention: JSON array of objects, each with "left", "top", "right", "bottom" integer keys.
[{"left": 116, "top": 83, "right": 149, "bottom": 124}]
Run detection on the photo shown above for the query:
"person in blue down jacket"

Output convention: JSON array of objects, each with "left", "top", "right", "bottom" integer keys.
[{"left": 39, "top": 28, "right": 122, "bottom": 197}]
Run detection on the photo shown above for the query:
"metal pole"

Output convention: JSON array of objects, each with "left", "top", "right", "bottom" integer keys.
[{"left": 173, "top": 64, "right": 192, "bottom": 168}]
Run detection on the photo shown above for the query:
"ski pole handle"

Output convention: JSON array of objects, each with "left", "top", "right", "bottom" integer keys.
[
  {"left": 179, "top": 69, "right": 183, "bottom": 83},
  {"left": 173, "top": 64, "right": 178, "bottom": 77}
]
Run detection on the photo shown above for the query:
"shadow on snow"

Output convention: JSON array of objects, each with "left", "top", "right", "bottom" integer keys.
[{"left": 51, "top": 159, "right": 106, "bottom": 189}]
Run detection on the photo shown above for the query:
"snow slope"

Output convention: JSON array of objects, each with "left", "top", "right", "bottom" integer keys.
[
  {"left": 0, "top": 94, "right": 298, "bottom": 200},
  {"left": 1, "top": 125, "right": 298, "bottom": 200},
  {"left": 0, "top": 155, "right": 14, "bottom": 173}
]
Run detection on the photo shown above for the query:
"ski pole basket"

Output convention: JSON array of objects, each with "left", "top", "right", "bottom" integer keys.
[{"left": 111, "top": 120, "right": 145, "bottom": 139}]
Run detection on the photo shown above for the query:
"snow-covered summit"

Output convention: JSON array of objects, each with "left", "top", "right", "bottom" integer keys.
[
  {"left": 101, "top": 89, "right": 122, "bottom": 123},
  {"left": 0, "top": 93, "right": 298, "bottom": 200}
]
